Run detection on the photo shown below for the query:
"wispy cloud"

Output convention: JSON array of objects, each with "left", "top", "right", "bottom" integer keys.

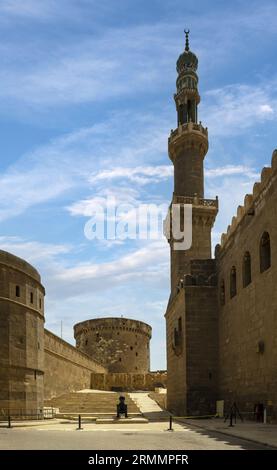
[
  {"left": 203, "top": 83, "right": 277, "bottom": 137},
  {"left": 0, "top": 0, "right": 55, "bottom": 18},
  {"left": 90, "top": 165, "right": 173, "bottom": 185},
  {"left": 0, "top": 236, "right": 71, "bottom": 264},
  {"left": 0, "top": 112, "right": 169, "bottom": 221},
  {"left": 206, "top": 165, "right": 259, "bottom": 179}
]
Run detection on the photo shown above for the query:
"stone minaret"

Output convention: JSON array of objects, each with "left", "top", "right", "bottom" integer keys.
[{"left": 167, "top": 31, "right": 218, "bottom": 293}]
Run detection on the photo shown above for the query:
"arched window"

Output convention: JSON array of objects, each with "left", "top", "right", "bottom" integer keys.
[
  {"left": 230, "top": 266, "right": 237, "bottom": 298},
  {"left": 243, "top": 251, "right": 252, "bottom": 287},
  {"left": 260, "top": 232, "right": 271, "bottom": 273},
  {"left": 220, "top": 279, "right": 225, "bottom": 305}
]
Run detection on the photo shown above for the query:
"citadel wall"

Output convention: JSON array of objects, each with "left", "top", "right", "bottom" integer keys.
[
  {"left": 44, "top": 329, "right": 107, "bottom": 400},
  {"left": 217, "top": 150, "right": 277, "bottom": 421}
]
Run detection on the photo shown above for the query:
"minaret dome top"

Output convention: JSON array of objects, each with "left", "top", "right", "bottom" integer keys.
[{"left": 176, "top": 30, "right": 198, "bottom": 74}]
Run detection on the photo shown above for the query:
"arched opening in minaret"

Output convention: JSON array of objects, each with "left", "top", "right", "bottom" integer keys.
[{"left": 187, "top": 100, "right": 192, "bottom": 122}]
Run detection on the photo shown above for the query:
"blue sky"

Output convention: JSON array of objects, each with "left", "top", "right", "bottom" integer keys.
[{"left": 0, "top": 0, "right": 276, "bottom": 370}]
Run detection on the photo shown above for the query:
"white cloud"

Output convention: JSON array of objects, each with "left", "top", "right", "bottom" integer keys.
[
  {"left": 259, "top": 104, "right": 274, "bottom": 115},
  {"left": 0, "top": 22, "right": 177, "bottom": 107},
  {"left": 90, "top": 165, "right": 173, "bottom": 186},
  {"left": 0, "top": 112, "right": 169, "bottom": 221},
  {"left": 0, "top": 0, "right": 53, "bottom": 18},
  {"left": 55, "top": 240, "right": 168, "bottom": 283},
  {"left": 203, "top": 83, "right": 277, "bottom": 136},
  {"left": 0, "top": 236, "right": 71, "bottom": 264},
  {"left": 206, "top": 165, "right": 259, "bottom": 179}
]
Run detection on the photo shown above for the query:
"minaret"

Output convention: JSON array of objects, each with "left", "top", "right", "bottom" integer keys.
[{"left": 167, "top": 31, "right": 218, "bottom": 293}]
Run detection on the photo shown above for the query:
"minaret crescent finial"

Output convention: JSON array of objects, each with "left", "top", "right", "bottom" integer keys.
[{"left": 184, "top": 29, "right": 190, "bottom": 51}]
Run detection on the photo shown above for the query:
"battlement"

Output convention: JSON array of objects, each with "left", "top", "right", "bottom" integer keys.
[
  {"left": 169, "top": 121, "right": 208, "bottom": 143},
  {"left": 219, "top": 149, "right": 277, "bottom": 250}
]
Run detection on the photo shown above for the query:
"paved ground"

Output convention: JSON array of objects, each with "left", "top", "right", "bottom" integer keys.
[
  {"left": 0, "top": 420, "right": 274, "bottom": 450},
  {"left": 182, "top": 418, "right": 277, "bottom": 449}
]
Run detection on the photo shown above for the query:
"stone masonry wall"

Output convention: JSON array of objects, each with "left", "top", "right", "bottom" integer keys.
[
  {"left": 44, "top": 329, "right": 107, "bottom": 400},
  {"left": 217, "top": 151, "right": 277, "bottom": 421},
  {"left": 91, "top": 371, "right": 167, "bottom": 391},
  {"left": 0, "top": 251, "right": 45, "bottom": 416},
  {"left": 166, "top": 259, "right": 218, "bottom": 417},
  {"left": 166, "top": 289, "right": 187, "bottom": 415}
]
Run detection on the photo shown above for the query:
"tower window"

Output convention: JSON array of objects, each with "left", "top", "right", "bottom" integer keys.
[
  {"left": 178, "top": 317, "right": 182, "bottom": 331},
  {"left": 260, "top": 231, "right": 271, "bottom": 273},
  {"left": 39, "top": 298, "right": 42, "bottom": 309},
  {"left": 119, "top": 358, "right": 122, "bottom": 362},
  {"left": 30, "top": 292, "right": 34, "bottom": 304},
  {"left": 220, "top": 279, "right": 225, "bottom": 305},
  {"left": 15, "top": 285, "right": 20, "bottom": 297},
  {"left": 243, "top": 251, "right": 252, "bottom": 287},
  {"left": 230, "top": 266, "right": 237, "bottom": 298},
  {"left": 130, "top": 346, "right": 133, "bottom": 351},
  {"left": 136, "top": 352, "right": 138, "bottom": 356}
]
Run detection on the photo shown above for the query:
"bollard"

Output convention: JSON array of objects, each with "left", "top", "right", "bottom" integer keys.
[
  {"left": 167, "top": 415, "right": 174, "bottom": 432},
  {"left": 263, "top": 407, "right": 267, "bottom": 424},
  {"left": 8, "top": 415, "right": 12, "bottom": 429},
  {"left": 77, "top": 414, "right": 83, "bottom": 430},
  {"left": 229, "top": 411, "right": 234, "bottom": 427}
]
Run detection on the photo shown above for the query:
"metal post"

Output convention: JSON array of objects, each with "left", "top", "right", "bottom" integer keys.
[
  {"left": 263, "top": 407, "right": 267, "bottom": 424},
  {"left": 77, "top": 414, "right": 83, "bottom": 430},
  {"left": 167, "top": 415, "right": 174, "bottom": 431},
  {"left": 229, "top": 411, "right": 234, "bottom": 427},
  {"left": 8, "top": 415, "right": 12, "bottom": 429}
]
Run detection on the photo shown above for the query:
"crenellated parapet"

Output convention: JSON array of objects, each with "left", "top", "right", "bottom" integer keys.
[{"left": 218, "top": 149, "right": 277, "bottom": 251}]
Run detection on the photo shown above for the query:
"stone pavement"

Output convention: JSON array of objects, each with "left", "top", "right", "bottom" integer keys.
[
  {"left": 1, "top": 416, "right": 276, "bottom": 449},
  {"left": 178, "top": 417, "right": 277, "bottom": 449},
  {"left": 0, "top": 420, "right": 272, "bottom": 450}
]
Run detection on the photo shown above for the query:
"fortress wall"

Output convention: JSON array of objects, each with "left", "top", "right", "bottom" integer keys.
[
  {"left": 91, "top": 371, "right": 167, "bottom": 391},
  {"left": 44, "top": 329, "right": 107, "bottom": 400},
  {"left": 217, "top": 151, "right": 277, "bottom": 421}
]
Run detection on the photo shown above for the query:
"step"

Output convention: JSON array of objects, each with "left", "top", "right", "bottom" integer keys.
[{"left": 96, "top": 417, "right": 148, "bottom": 424}]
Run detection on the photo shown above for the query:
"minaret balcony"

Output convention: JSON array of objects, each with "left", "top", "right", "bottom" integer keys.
[
  {"left": 169, "top": 121, "right": 208, "bottom": 141},
  {"left": 168, "top": 121, "right": 209, "bottom": 161},
  {"left": 172, "top": 194, "right": 218, "bottom": 210}
]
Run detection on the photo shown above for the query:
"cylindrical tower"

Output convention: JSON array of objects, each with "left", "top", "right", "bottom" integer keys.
[
  {"left": 74, "top": 317, "right": 152, "bottom": 373},
  {"left": 166, "top": 32, "right": 218, "bottom": 293},
  {"left": 0, "top": 250, "right": 45, "bottom": 416}
]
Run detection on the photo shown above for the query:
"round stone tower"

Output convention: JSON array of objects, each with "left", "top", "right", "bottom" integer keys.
[
  {"left": 74, "top": 317, "right": 152, "bottom": 373},
  {"left": 0, "top": 250, "right": 45, "bottom": 416}
]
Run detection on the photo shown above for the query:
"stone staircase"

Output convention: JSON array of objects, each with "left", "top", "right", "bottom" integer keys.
[
  {"left": 129, "top": 392, "right": 170, "bottom": 421},
  {"left": 44, "top": 391, "right": 141, "bottom": 418}
]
